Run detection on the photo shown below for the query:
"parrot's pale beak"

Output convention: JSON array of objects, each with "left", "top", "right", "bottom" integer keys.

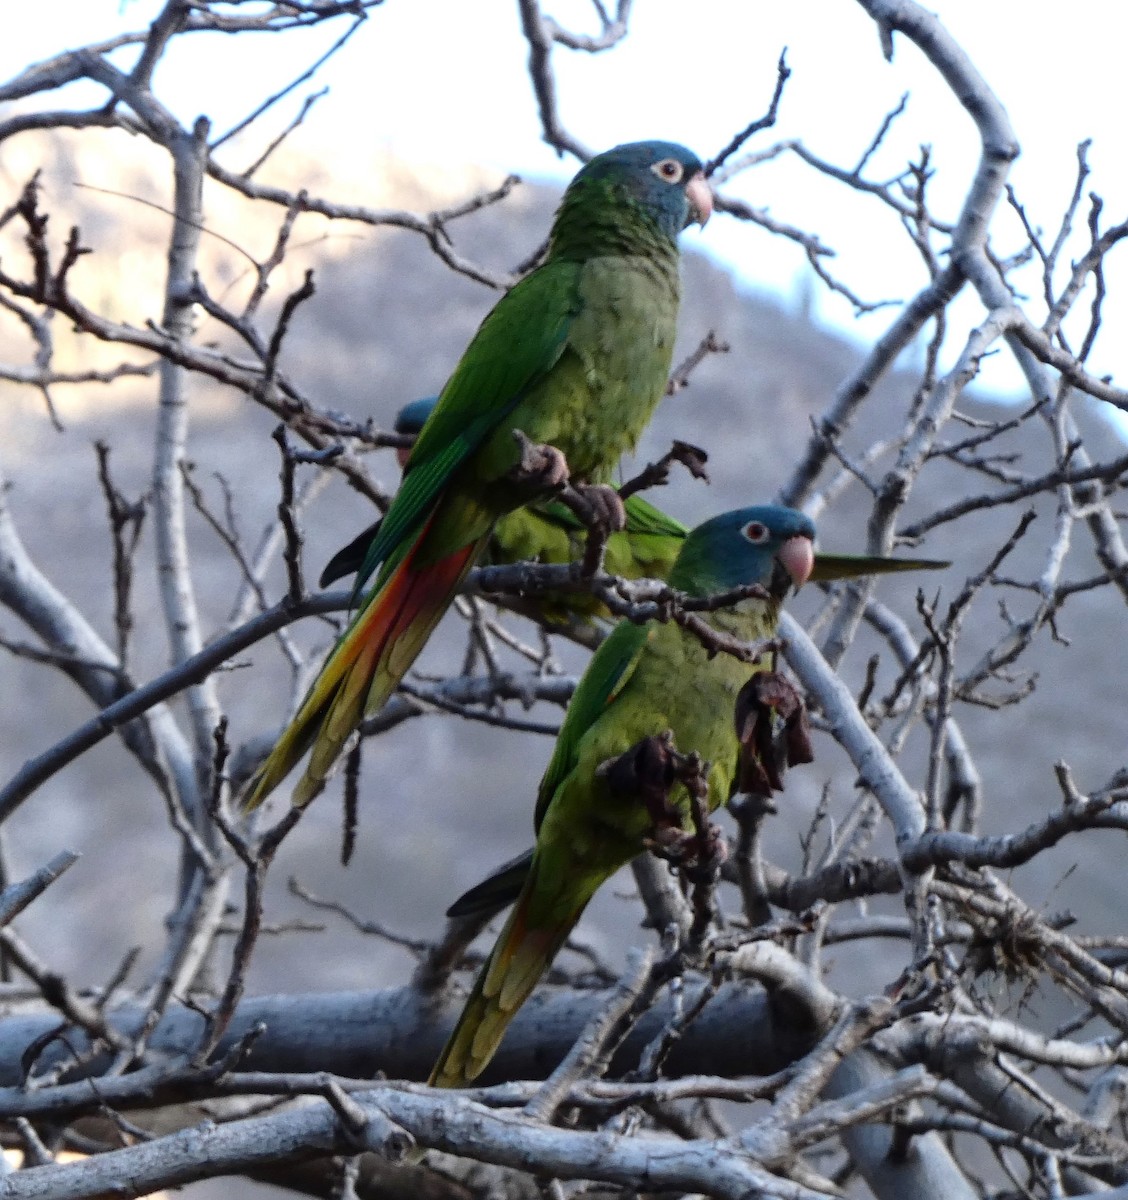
[
  {"left": 685, "top": 172, "right": 713, "bottom": 228},
  {"left": 779, "top": 535, "right": 815, "bottom": 591}
]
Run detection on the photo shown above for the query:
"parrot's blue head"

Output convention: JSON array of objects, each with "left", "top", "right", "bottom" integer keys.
[
  {"left": 554, "top": 140, "right": 712, "bottom": 249},
  {"left": 670, "top": 505, "right": 816, "bottom": 600},
  {"left": 394, "top": 396, "right": 438, "bottom": 436}
]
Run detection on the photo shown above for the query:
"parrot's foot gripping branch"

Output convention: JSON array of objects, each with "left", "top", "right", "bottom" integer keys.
[
  {"left": 598, "top": 730, "right": 727, "bottom": 881},
  {"left": 508, "top": 429, "right": 570, "bottom": 495},
  {"left": 557, "top": 481, "right": 628, "bottom": 578},
  {"left": 508, "top": 429, "right": 628, "bottom": 578}
]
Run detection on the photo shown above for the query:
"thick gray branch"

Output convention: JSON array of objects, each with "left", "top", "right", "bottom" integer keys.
[
  {"left": 779, "top": 612, "right": 925, "bottom": 846},
  {"left": 0, "top": 981, "right": 817, "bottom": 1099},
  {"left": 152, "top": 117, "right": 222, "bottom": 770}
]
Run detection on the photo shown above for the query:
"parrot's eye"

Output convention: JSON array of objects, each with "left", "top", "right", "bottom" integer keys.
[
  {"left": 743, "top": 522, "right": 770, "bottom": 544},
  {"left": 651, "top": 158, "right": 684, "bottom": 184}
]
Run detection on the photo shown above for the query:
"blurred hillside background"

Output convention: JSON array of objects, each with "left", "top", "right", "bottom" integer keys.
[
  {"left": 1, "top": 128, "right": 1124, "bottom": 1024},
  {"left": 4, "top": 4, "right": 1128, "bottom": 1196}
]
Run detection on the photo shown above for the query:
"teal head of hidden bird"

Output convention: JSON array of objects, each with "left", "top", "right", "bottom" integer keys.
[
  {"left": 243, "top": 140, "right": 712, "bottom": 811},
  {"left": 319, "top": 396, "right": 689, "bottom": 624},
  {"left": 428, "top": 505, "right": 949, "bottom": 1086}
]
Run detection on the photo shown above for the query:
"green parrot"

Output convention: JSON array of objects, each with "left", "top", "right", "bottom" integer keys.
[
  {"left": 428, "top": 505, "right": 947, "bottom": 1087},
  {"left": 319, "top": 396, "right": 689, "bottom": 624},
  {"left": 245, "top": 140, "right": 712, "bottom": 810}
]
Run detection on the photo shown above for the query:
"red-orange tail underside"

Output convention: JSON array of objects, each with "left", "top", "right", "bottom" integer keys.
[
  {"left": 429, "top": 865, "right": 588, "bottom": 1088},
  {"left": 244, "top": 520, "right": 486, "bottom": 810}
]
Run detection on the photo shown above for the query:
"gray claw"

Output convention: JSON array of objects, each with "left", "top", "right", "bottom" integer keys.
[
  {"left": 578, "top": 483, "right": 626, "bottom": 533},
  {"left": 510, "top": 430, "right": 570, "bottom": 492}
]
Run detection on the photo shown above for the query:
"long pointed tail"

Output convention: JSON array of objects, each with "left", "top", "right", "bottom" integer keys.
[
  {"left": 430, "top": 866, "right": 587, "bottom": 1088},
  {"left": 244, "top": 522, "right": 487, "bottom": 811},
  {"left": 810, "top": 552, "right": 948, "bottom": 581}
]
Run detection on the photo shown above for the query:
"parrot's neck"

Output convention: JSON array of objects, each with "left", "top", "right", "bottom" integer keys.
[
  {"left": 549, "top": 191, "right": 679, "bottom": 265},
  {"left": 699, "top": 594, "right": 780, "bottom": 644}
]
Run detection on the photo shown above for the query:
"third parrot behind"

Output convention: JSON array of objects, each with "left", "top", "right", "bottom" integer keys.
[{"left": 319, "top": 395, "right": 689, "bottom": 625}]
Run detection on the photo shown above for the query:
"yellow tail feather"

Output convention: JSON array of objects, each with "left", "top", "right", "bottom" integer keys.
[{"left": 429, "top": 871, "right": 587, "bottom": 1088}]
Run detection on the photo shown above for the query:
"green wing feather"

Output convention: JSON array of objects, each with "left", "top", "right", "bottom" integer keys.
[
  {"left": 407, "top": 260, "right": 582, "bottom": 466},
  {"left": 533, "top": 620, "right": 651, "bottom": 831},
  {"left": 444, "top": 620, "right": 654, "bottom": 922},
  {"left": 445, "top": 848, "right": 534, "bottom": 920},
  {"left": 526, "top": 492, "right": 687, "bottom": 539},
  {"left": 619, "top": 493, "right": 688, "bottom": 538},
  {"left": 352, "top": 262, "right": 583, "bottom": 593}
]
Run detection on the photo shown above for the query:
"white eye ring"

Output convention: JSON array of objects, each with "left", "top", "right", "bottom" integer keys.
[
  {"left": 744, "top": 522, "right": 770, "bottom": 544},
  {"left": 651, "top": 158, "right": 684, "bottom": 184}
]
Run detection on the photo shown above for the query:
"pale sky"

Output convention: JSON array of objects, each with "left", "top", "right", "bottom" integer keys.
[{"left": 3, "top": 1, "right": 1127, "bottom": 402}]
